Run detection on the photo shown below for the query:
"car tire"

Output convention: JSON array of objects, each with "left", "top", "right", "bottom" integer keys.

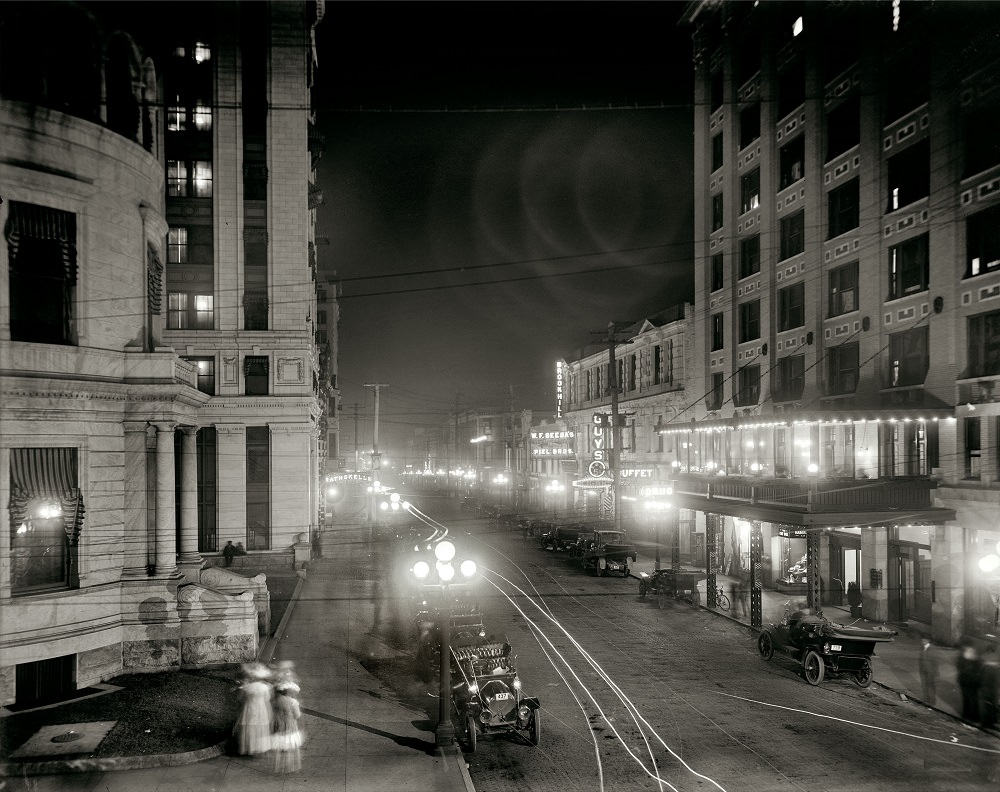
[
  {"left": 803, "top": 650, "right": 825, "bottom": 685},
  {"left": 467, "top": 714, "right": 477, "bottom": 753},
  {"left": 853, "top": 660, "right": 874, "bottom": 688},
  {"left": 529, "top": 709, "right": 541, "bottom": 746},
  {"left": 757, "top": 631, "right": 774, "bottom": 661}
]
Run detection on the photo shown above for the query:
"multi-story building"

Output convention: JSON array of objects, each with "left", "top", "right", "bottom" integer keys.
[
  {"left": 677, "top": 1, "right": 1000, "bottom": 645},
  {"left": 0, "top": 1, "right": 328, "bottom": 707}
]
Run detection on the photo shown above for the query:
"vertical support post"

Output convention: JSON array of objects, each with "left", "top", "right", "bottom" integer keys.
[
  {"left": 153, "top": 421, "right": 178, "bottom": 576},
  {"left": 437, "top": 599, "right": 455, "bottom": 748},
  {"left": 750, "top": 519, "right": 763, "bottom": 628},
  {"left": 670, "top": 508, "right": 680, "bottom": 572},
  {"left": 807, "top": 529, "right": 822, "bottom": 615},
  {"left": 706, "top": 513, "right": 718, "bottom": 608},
  {"left": 607, "top": 322, "right": 622, "bottom": 533}
]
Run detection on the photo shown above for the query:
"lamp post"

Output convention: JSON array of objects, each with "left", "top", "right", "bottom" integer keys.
[
  {"left": 545, "top": 479, "right": 564, "bottom": 519},
  {"left": 411, "top": 539, "right": 478, "bottom": 748}
]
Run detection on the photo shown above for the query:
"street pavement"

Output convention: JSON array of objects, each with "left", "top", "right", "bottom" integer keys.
[{"left": 4, "top": 516, "right": 993, "bottom": 791}]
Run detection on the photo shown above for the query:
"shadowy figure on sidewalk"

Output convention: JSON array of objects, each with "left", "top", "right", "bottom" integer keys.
[
  {"left": 234, "top": 663, "right": 274, "bottom": 756},
  {"left": 980, "top": 643, "right": 999, "bottom": 730},
  {"left": 957, "top": 639, "right": 983, "bottom": 724},
  {"left": 918, "top": 636, "right": 938, "bottom": 706},
  {"left": 223, "top": 540, "right": 237, "bottom": 567},
  {"left": 271, "top": 683, "right": 303, "bottom": 773}
]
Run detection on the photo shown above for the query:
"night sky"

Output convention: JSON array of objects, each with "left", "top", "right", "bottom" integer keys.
[{"left": 314, "top": 1, "right": 695, "bottom": 456}]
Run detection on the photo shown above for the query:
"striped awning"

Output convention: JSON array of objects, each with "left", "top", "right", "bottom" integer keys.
[
  {"left": 4, "top": 201, "right": 78, "bottom": 283},
  {"left": 10, "top": 448, "right": 78, "bottom": 498}
]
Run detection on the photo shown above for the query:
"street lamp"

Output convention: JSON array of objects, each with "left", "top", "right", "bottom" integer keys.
[
  {"left": 544, "top": 479, "right": 564, "bottom": 518},
  {"left": 411, "top": 539, "right": 478, "bottom": 748}
]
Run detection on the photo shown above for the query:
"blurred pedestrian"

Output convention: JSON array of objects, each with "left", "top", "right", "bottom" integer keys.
[
  {"left": 980, "top": 644, "right": 999, "bottom": 730},
  {"left": 271, "top": 683, "right": 303, "bottom": 773},
  {"left": 235, "top": 541, "right": 247, "bottom": 556},
  {"left": 735, "top": 572, "right": 750, "bottom": 618},
  {"left": 957, "top": 640, "right": 983, "bottom": 724},
  {"left": 234, "top": 663, "right": 273, "bottom": 756},
  {"left": 223, "top": 541, "right": 237, "bottom": 567},
  {"left": 918, "top": 636, "right": 938, "bottom": 706},
  {"left": 311, "top": 528, "right": 323, "bottom": 559}
]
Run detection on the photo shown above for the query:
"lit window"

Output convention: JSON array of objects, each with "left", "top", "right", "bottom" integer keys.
[
  {"left": 194, "top": 42, "right": 211, "bottom": 63},
  {"left": 193, "top": 161, "right": 213, "bottom": 197},
  {"left": 195, "top": 295, "right": 214, "bottom": 329},
  {"left": 793, "top": 16, "right": 804, "bottom": 36},
  {"left": 167, "top": 105, "right": 186, "bottom": 131},
  {"left": 167, "top": 228, "right": 188, "bottom": 264},
  {"left": 167, "top": 160, "right": 188, "bottom": 197},
  {"left": 193, "top": 105, "right": 212, "bottom": 131}
]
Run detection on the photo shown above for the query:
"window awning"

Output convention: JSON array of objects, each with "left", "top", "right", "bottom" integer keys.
[
  {"left": 661, "top": 405, "right": 955, "bottom": 434},
  {"left": 4, "top": 202, "right": 78, "bottom": 283},
  {"left": 10, "top": 448, "right": 78, "bottom": 498}
]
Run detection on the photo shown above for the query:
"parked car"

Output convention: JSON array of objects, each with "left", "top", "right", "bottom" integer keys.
[
  {"left": 570, "top": 529, "right": 637, "bottom": 576},
  {"left": 757, "top": 606, "right": 896, "bottom": 687}
]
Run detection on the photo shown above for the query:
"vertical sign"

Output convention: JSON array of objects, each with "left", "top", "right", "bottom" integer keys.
[{"left": 555, "top": 360, "right": 564, "bottom": 418}]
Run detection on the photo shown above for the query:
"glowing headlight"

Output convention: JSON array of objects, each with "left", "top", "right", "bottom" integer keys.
[
  {"left": 513, "top": 677, "right": 522, "bottom": 690},
  {"left": 468, "top": 683, "right": 479, "bottom": 695}
]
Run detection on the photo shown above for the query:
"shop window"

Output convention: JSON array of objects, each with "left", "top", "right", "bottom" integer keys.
[
  {"left": 828, "top": 260, "right": 858, "bottom": 317},
  {"left": 773, "top": 354, "right": 805, "bottom": 402},
  {"left": 739, "top": 235, "right": 760, "bottom": 279},
  {"left": 740, "top": 102, "right": 761, "bottom": 150},
  {"left": 8, "top": 448, "right": 83, "bottom": 595},
  {"left": 712, "top": 193, "right": 724, "bottom": 232},
  {"left": 778, "top": 281, "right": 805, "bottom": 332},
  {"left": 246, "top": 426, "right": 270, "bottom": 550},
  {"left": 825, "top": 94, "right": 860, "bottom": 162},
  {"left": 707, "top": 372, "right": 724, "bottom": 411},
  {"left": 167, "top": 292, "right": 214, "bottom": 330},
  {"left": 828, "top": 177, "right": 859, "bottom": 239},
  {"left": 779, "top": 136, "right": 804, "bottom": 190},
  {"left": 182, "top": 356, "right": 215, "bottom": 395},
  {"left": 244, "top": 356, "right": 269, "bottom": 396},
  {"left": 710, "top": 253, "right": 724, "bottom": 292},
  {"left": 887, "top": 139, "right": 929, "bottom": 212},
  {"left": 888, "top": 326, "right": 928, "bottom": 387},
  {"left": 966, "top": 204, "right": 1000, "bottom": 278},
  {"left": 740, "top": 168, "right": 760, "bottom": 214},
  {"left": 734, "top": 364, "right": 760, "bottom": 407},
  {"left": 966, "top": 309, "right": 1000, "bottom": 378},
  {"left": 711, "top": 313, "right": 724, "bottom": 351},
  {"left": 826, "top": 342, "right": 859, "bottom": 395},
  {"left": 888, "top": 234, "right": 929, "bottom": 299},
  {"left": 739, "top": 299, "right": 760, "bottom": 343},
  {"left": 5, "top": 202, "right": 77, "bottom": 346},
  {"left": 780, "top": 210, "right": 805, "bottom": 260}
]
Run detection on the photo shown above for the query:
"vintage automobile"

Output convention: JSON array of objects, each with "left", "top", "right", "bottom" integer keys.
[
  {"left": 450, "top": 638, "right": 540, "bottom": 752},
  {"left": 638, "top": 568, "right": 705, "bottom": 607},
  {"left": 570, "top": 529, "right": 637, "bottom": 576},
  {"left": 757, "top": 607, "right": 897, "bottom": 687}
]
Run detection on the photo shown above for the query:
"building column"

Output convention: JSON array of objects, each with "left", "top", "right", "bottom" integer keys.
[
  {"left": 153, "top": 421, "right": 178, "bottom": 576},
  {"left": 122, "top": 421, "right": 152, "bottom": 578},
  {"left": 750, "top": 520, "right": 763, "bottom": 628},
  {"left": 177, "top": 426, "right": 203, "bottom": 573}
]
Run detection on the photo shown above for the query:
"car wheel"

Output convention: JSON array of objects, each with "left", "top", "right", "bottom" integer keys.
[
  {"left": 853, "top": 660, "right": 874, "bottom": 688},
  {"left": 466, "top": 714, "right": 477, "bottom": 753},
  {"left": 757, "top": 631, "right": 774, "bottom": 661},
  {"left": 639, "top": 581, "right": 648, "bottom": 599},
  {"left": 803, "top": 650, "right": 825, "bottom": 685},
  {"left": 529, "top": 709, "right": 541, "bottom": 746}
]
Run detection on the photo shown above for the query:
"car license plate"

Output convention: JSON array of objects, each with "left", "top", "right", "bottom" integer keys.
[
  {"left": 493, "top": 692, "right": 512, "bottom": 700},
  {"left": 830, "top": 644, "right": 842, "bottom": 652}
]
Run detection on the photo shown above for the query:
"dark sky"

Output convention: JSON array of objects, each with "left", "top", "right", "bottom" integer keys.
[{"left": 315, "top": 1, "right": 695, "bottom": 457}]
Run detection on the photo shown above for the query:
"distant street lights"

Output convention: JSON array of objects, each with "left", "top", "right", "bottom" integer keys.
[
  {"left": 544, "top": 479, "right": 564, "bottom": 518},
  {"left": 411, "top": 539, "right": 478, "bottom": 748}
]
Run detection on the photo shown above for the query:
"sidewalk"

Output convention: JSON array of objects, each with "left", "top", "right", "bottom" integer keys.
[{"left": 2, "top": 524, "right": 475, "bottom": 792}]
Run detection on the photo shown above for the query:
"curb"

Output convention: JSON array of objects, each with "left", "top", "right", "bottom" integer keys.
[
  {"left": 0, "top": 741, "right": 226, "bottom": 777},
  {"left": 258, "top": 570, "right": 308, "bottom": 663}
]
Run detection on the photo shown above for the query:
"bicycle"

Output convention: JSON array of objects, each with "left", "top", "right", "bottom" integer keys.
[{"left": 712, "top": 586, "right": 730, "bottom": 611}]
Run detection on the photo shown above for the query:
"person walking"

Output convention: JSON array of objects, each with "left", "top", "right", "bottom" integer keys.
[
  {"left": 223, "top": 540, "right": 237, "bottom": 567},
  {"left": 918, "top": 637, "right": 938, "bottom": 706},
  {"left": 233, "top": 663, "right": 273, "bottom": 756},
  {"left": 735, "top": 572, "right": 750, "bottom": 619},
  {"left": 979, "top": 643, "right": 999, "bottom": 730},
  {"left": 271, "top": 683, "right": 303, "bottom": 773},
  {"left": 957, "top": 640, "right": 983, "bottom": 725}
]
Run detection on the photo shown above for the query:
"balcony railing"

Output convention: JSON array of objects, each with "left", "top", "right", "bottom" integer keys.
[{"left": 673, "top": 473, "right": 936, "bottom": 513}]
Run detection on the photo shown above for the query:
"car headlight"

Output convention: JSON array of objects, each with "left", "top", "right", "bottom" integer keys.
[
  {"left": 468, "top": 683, "right": 479, "bottom": 695},
  {"left": 513, "top": 676, "right": 521, "bottom": 690},
  {"left": 822, "top": 642, "right": 830, "bottom": 654}
]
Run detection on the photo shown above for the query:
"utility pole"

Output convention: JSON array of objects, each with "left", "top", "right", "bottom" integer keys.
[
  {"left": 364, "top": 383, "right": 388, "bottom": 531},
  {"left": 606, "top": 322, "right": 623, "bottom": 533}
]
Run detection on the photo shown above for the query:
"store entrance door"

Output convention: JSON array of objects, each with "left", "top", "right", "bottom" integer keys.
[{"left": 888, "top": 546, "right": 914, "bottom": 622}]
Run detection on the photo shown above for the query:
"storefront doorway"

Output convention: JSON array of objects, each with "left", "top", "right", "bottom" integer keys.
[
  {"left": 888, "top": 539, "right": 932, "bottom": 624},
  {"left": 829, "top": 532, "right": 861, "bottom": 607}
]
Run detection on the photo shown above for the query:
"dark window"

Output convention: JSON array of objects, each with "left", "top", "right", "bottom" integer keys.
[
  {"left": 964, "top": 104, "right": 1000, "bottom": 178},
  {"left": 710, "top": 70, "right": 724, "bottom": 113},
  {"left": 710, "top": 253, "right": 724, "bottom": 292},
  {"left": 889, "top": 326, "right": 928, "bottom": 387},
  {"left": 8, "top": 448, "right": 82, "bottom": 595},
  {"left": 712, "top": 193, "right": 724, "bottom": 231},
  {"left": 243, "top": 289, "right": 268, "bottom": 331},
  {"left": 821, "top": 11, "right": 859, "bottom": 84},
  {"left": 182, "top": 356, "right": 215, "bottom": 395},
  {"left": 197, "top": 427, "right": 217, "bottom": 552},
  {"left": 966, "top": 204, "right": 1000, "bottom": 278},
  {"left": 244, "top": 355, "right": 269, "bottom": 396},
  {"left": 653, "top": 345, "right": 662, "bottom": 385},
  {"left": 740, "top": 102, "right": 761, "bottom": 149},
  {"left": 779, "top": 136, "right": 805, "bottom": 190},
  {"left": 826, "top": 95, "right": 860, "bottom": 161},
  {"left": 712, "top": 132, "right": 724, "bottom": 172},
  {"left": 885, "top": 49, "right": 929, "bottom": 124},
  {"left": 736, "top": 32, "right": 760, "bottom": 87},
  {"left": 711, "top": 313, "right": 724, "bottom": 351},
  {"left": 734, "top": 365, "right": 761, "bottom": 407},
  {"left": 829, "top": 261, "right": 859, "bottom": 316},
  {"left": 967, "top": 310, "right": 1000, "bottom": 378},
  {"left": 780, "top": 210, "right": 805, "bottom": 260},
  {"left": 827, "top": 342, "right": 859, "bottom": 395},
  {"left": 778, "top": 60, "right": 805, "bottom": 120},
  {"left": 739, "top": 235, "right": 760, "bottom": 279},
  {"left": 888, "top": 234, "right": 929, "bottom": 300},
  {"left": 965, "top": 417, "right": 982, "bottom": 479},
  {"left": 774, "top": 354, "right": 805, "bottom": 402},
  {"left": 828, "top": 177, "right": 859, "bottom": 238},
  {"left": 707, "top": 371, "right": 724, "bottom": 411},
  {"left": 739, "top": 300, "right": 760, "bottom": 343},
  {"left": 740, "top": 168, "right": 760, "bottom": 214},
  {"left": 778, "top": 282, "right": 805, "bottom": 331},
  {"left": 246, "top": 426, "right": 270, "bottom": 550},
  {"left": 167, "top": 292, "right": 214, "bottom": 330},
  {"left": 5, "top": 202, "right": 76, "bottom": 345},
  {"left": 887, "top": 139, "right": 930, "bottom": 211}
]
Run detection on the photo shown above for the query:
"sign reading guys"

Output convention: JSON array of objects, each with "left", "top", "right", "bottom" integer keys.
[{"left": 589, "top": 413, "right": 611, "bottom": 480}]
